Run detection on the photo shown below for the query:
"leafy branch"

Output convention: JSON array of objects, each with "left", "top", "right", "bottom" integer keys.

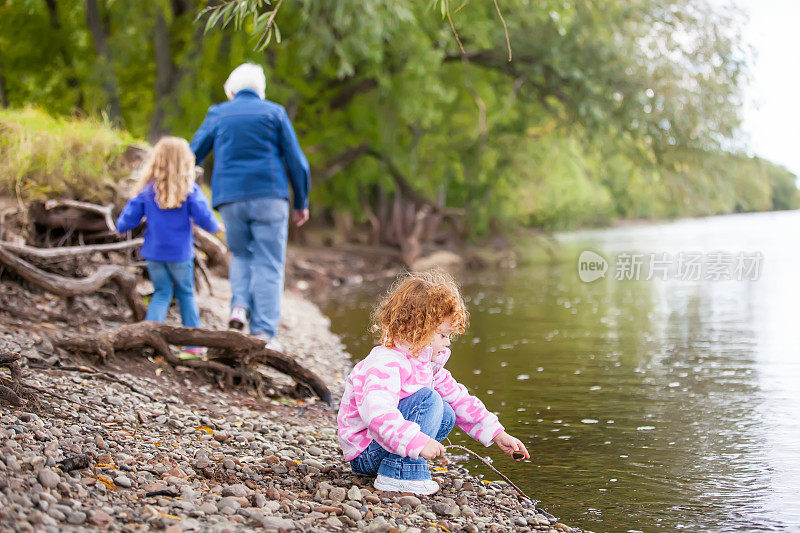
[{"left": 198, "top": 0, "right": 284, "bottom": 51}]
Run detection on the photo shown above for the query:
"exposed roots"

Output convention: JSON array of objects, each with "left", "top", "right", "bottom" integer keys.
[{"left": 56, "top": 322, "right": 332, "bottom": 404}]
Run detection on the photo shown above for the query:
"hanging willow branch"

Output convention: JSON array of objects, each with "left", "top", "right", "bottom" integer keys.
[
  {"left": 197, "top": 0, "right": 512, "bottom": 60},
  {"left": 199, "top": 0, "right": 284, "bottom": 51}
]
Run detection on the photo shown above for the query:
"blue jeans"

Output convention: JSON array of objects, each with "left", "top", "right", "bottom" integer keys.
[
  {"left": 350, "top": 388, "right": 456, "bottom": 481},
  {"left": 145, "top": 260, "right": 200, "bottom": 328},
  {"left": 218, "top": 197, "right": 289, "bottom": 337}
]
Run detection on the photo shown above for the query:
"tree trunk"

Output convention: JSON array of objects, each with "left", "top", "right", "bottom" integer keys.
[
  {"left": 44, "top": 0, "right": 85, "bottom": 111},
  {"left": 85, "top": 0, "right": 122, "bottom": 124},
  {"left": 0, "top": 67, "right": 7, "bottom": 108},
  {"left": 149, "top": 11, "right": 173, "bottom": 140},
  {"left": 149, "top": 2, "right": 207, "bottom": 140}
]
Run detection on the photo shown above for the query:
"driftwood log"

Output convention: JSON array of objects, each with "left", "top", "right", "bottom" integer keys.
[
  {"left": 0, "top": 245, "right": 146, "bottom": 321},
  {"left": 194, "top": 227, "right": 230, "bottom": 275},
  {"left": 0, "top": 239, "right": 143, "bottom": 259},
  {"left": 57, "top": 322, "right": 332, "bottom": 404}
]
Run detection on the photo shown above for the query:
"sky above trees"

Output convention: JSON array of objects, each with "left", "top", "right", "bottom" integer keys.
[{"left": 735, "top": 0, "right": 800, "bottom": 176}]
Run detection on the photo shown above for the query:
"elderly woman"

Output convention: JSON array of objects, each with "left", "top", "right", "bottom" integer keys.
[{"left": 190, "top": 63, "right": 310, "bottom": 344}]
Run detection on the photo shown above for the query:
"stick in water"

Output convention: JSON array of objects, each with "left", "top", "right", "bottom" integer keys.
[{"left": 443, "top": 439, "right": 557, "bottom": 522}]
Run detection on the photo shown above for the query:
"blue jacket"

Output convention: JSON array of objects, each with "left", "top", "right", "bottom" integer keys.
[
  {"left": 190, "top": 89, "right": 310, "bottom": 210},
  {"left": 116, "top": 183, "right": 219, "bottom": 262}
]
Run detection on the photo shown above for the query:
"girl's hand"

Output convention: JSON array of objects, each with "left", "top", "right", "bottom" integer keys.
[
  {"left": 420, "top": 438, "right": 446, "bottom": 460},
  {"left": 493, "top": 431, "right": 530, "bottom": 461}
]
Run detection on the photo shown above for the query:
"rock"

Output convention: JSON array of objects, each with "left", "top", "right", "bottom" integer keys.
[
  {"left": 114, "top": 475, "right": 132, "bottom": 488},
  {"left": 217, "top": 497, "right": 241, "bottom": 511},
  {"left": 398, "top": 495, "right": 421, "bottom": 507},
  {"left": 213, "top": 431, "right": 230, "bottom": 442},
  {"left": 307, "top": 445, "right": 323, "bottom": 456},
  {"left": 222, "top": 484, "right": 252, "bottom": 498},
  {"left": 198, "top": 502, "right": 217, "bottom": 514},
  {"left": 270, "top": 462, "right": 288, "bottom": 474},
  {"left": 329, "top": 487, "right": 346, "bottom": 502},
  {"left": 66, "top": 510, "right": 87, "bottom": 525},
  {"left": 103, "top": 395, "right": 123, "bottom": 406},
  {"left": 364, "top": 516, "right": 393, "bottom": 532},
  {"left": 89, "top": 510, "right": 113, "bottom": 527},
  {"left": 37, "top": 469, "right": 59, "bottom": 489},
  {"left": 259, "top": 516, "right": 295, "bottom": 529},
  {"left": 555, "top": 523, "right": 572, "bottom": 532},
  {"left": 411, "top": 250, "right": 464, "bottom": 272},
  {"left": 304, "top": 458, "right": 324, "bottom": 469},
  {"left": 347, "top": 485, "right": 362, "bottom": 501},
  {"left": 342, "top": 504, "right": 362, "bottom": 521},
  {"left": 253, "top": 492, "right": 267, "bottom": 508},
  {"left": 326, "top": 516, "right": 343, "bottom": 528},
  {"left": 432, "top": 502, "right": 459, "bottom": 518}
]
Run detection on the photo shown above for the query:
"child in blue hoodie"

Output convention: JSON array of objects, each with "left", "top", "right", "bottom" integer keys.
[{"left": 116, "top": 137, "right": 220, "bottom": 356}]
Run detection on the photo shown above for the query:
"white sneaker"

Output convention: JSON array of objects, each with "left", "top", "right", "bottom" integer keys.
[
  {"left": 373, "top": 474, "right": 439, "bottom": 495},
  {"left": 229, "top": 306, "right": 248, "bottom": 330}
]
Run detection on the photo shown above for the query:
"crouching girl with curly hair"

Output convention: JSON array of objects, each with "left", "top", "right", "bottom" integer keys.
[{"left": 337, "top": 270, "right": 529, "bottom": 495}]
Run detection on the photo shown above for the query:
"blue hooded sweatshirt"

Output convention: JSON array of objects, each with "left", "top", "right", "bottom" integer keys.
[{"left": 116, "top": 183, "right": 219, "bottom": 262}]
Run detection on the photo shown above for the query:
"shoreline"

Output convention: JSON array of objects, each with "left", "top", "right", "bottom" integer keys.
[{"left": 0, "top": 270, "right": 584, "bottom": 532}]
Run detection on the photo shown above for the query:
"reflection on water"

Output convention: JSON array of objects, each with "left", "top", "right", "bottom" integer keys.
[{"left": 321, "top": 210, "right": 800, "bottom": 532}]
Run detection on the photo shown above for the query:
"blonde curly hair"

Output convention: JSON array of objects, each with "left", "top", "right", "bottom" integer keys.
[
  {"left": 134, "top": 136, "right": 196, "bottom": 209},
  {"left": 372, "top": 269, "right": 469, "bottom": 356}
]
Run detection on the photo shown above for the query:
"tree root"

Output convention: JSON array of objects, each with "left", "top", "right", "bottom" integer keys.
[
  {"left": 56, "top": 322, "right": 333, "bottom": 404},
  {"left": 0, "top": 351, "right": 41, "bottom": 410},
  {"left": 0, "top": 245, "right": 146, "bottom": 321}
]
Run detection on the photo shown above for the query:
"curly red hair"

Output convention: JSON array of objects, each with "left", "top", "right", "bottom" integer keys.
[{"left": 372, "top": 269, "right": 469, "bottom": 356}]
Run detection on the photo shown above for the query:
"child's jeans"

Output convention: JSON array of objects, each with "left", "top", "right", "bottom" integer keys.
[
  {"left": 350, "top": 387, "right": 455, "bottom": 481},
  {"left": 145, "top": 260, "right": 200, "bottom": 329}
]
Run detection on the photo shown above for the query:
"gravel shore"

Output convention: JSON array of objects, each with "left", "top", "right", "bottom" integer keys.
[{"left": 0, "top": 276, "right": 583, "bottom": 533}]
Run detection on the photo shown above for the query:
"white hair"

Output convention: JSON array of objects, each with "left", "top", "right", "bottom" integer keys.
[{"left": 223, "top": 63, "right": 266, "bottom": 100}]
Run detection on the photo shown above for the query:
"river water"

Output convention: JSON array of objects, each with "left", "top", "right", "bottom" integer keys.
[{"left": 320, "top": 210, "right": 800, "bottom": 532}]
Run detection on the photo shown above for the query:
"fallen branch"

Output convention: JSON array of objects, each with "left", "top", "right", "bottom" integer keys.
[
  {"left": 194, "top": 227, "right": 230, "bottom": 274},
  {"left": 44, "top": 199, "right": 117, "bottom": 232},
  {"left": 56, "top": 322, "right": 332, "bottom": 404},
  {"left": 0, "top": 246, "right": 146, "bottom": 321},
  {"left": 0, "top": 239, "right": 143, "bottom": 260}
]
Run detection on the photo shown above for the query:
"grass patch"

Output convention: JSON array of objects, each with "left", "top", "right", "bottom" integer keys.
[{"left": 0, "top": 107, "right": 144, "bottom": 203}]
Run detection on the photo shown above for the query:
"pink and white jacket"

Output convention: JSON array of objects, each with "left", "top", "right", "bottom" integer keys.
[{"left": 337, "top": 344, "right": 504, "bottom": 461}]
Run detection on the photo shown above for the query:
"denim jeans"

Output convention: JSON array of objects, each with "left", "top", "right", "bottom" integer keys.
[
  {"left": 145, "top": 260, "right": 200, "bottom": 328},
  {"left": 350, "top": 388, "right": 456, "bottom": 481},
  {"left": 217, "top": 197, "right": 289, "bottom": 337}
]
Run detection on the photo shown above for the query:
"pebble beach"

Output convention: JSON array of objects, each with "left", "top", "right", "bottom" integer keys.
[{"left": 0, "top": 275, "right": 583, "bottom": 533}]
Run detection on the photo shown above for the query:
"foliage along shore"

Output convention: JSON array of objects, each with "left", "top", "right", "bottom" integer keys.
[{"left": 1, "top": 107, "right": 796, "bottom": 242}]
